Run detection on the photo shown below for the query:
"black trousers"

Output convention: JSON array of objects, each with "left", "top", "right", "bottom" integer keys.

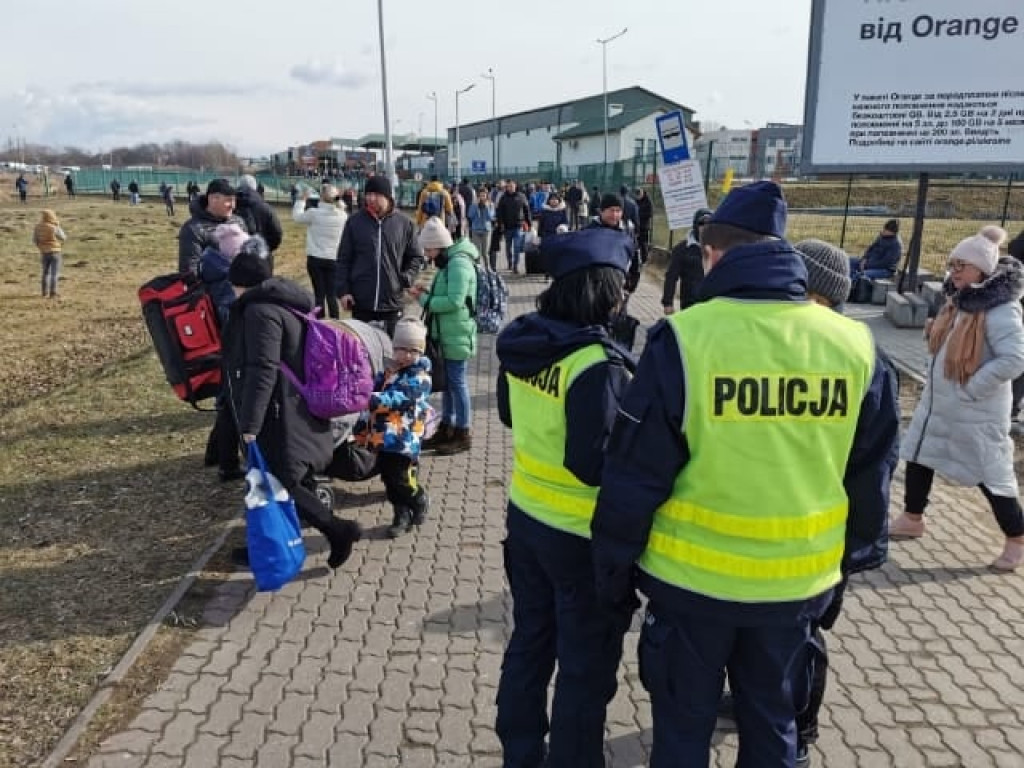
[
  {"left": 377, "top": 452, "right": 420, "bottom": 509},
  {"left": 307, "top": 257, "right": 339, "bottom": 319},
  {"left": 905, "top": 460, "right": 1024, "bottom": 537},
  {"left": 352, "top": 308, "right": 401, "bottom": 337},
  {"left": 1012, "top": 374, "right": 1024, "bottom": 419}
]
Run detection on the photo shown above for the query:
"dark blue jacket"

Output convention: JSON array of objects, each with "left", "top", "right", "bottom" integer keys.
[
  {"left": 590, "top": 241, "right": 900, "bottom": 622},
  {"left": 198, "top": 246, "right": 236, "bottom": 328},
  {"left": 497, "top": 313, "right": 635, "bottom": 488},
  {"left": 862, "top": 234, "right": 902, "bottom": 273}
]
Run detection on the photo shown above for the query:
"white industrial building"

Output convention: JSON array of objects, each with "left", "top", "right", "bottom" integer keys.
[{"left": 449, "top": 86, "right": 696, "bottom": 176}]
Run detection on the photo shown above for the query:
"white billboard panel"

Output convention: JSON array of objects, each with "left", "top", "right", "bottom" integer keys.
[{"left": 802, "top": 0, "right": 1024, "bottom": 173}]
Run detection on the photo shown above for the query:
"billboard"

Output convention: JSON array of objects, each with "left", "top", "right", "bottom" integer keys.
[{"left": 802, "top": 0, "right": 1024, "bottom": 174}]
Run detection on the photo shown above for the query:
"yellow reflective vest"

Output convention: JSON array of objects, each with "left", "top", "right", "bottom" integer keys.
[
  {"left": 638, "top": 299, "right": 876, "bottom": 602},
  {"left": 507, "top": 344, "right": 610, "bottom": 538}
]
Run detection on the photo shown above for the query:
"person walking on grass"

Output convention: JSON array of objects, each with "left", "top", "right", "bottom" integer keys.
[
  {"left": 891, "top": 226, "right": 1024, "bottom": 571},
  {"left": 33, "top": 209, "right": 66, "bottom": 299},
  {"left": 293, "top": 185, "right": 347, "bottom": 319},
  {"left": 15, "top": 173, "right": 28, "bottom": 203}
]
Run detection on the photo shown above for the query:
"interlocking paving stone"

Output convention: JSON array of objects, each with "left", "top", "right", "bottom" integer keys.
[{"left": 88, "top": 267, "right": 1024, "bottom": 767}]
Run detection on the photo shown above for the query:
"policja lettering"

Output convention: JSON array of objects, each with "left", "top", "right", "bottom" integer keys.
[
  {"left": 517, "top": 364, "right": 562, "bottom": 397},
  {"left": 713, "top": 374, "right": 849, "bottom": 419}
]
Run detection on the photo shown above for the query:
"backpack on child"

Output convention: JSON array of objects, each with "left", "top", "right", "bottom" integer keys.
[
  {"left": 469, "top": 262, "right": 509, "bottom": 334},
  {"left": 138, "top": 273, "right": 223, "bottom": 408},
  {"left": 280, "top": 308, "right": 374, "bottom": 419}
]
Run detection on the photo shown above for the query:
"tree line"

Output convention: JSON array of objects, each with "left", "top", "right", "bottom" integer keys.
[{"left": 0, "top": 140, "right": 243, "bottom": 170}]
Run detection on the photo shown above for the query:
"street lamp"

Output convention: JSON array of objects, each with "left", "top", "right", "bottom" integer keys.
[
  {"left": 482, "top": 68, "right": 497, "bottom": 176},
  {"left": 376, "top": 0, "right": 396, "bottom": 185},
  {"left": 426, "top": 92, "right": 438, "bottom": 173},
  {"left": 597, "top": 27, "right": 628, "bottom": 187},
  {"left": 454, "top": 82, "right": 476, "bottom": 180}
]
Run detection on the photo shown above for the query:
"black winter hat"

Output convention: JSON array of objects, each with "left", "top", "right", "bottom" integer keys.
[
  {"left": 364, "top": 175, "right": 393, "bottom": 200},
  {"left": 228, "top": 236, "right": 272, "bottom": 287},
  {"left": 599, "top": 193, "right": 623, "bottom": 211}
]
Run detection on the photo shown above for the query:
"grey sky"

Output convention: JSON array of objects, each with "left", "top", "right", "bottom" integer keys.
[{"left": 2, "top": 0, "right": 812, "bottom": 157}]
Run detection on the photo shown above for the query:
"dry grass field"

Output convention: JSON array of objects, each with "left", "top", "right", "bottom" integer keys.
[{"left": 0, "top": 190, "right": 310, "bottom": 767}]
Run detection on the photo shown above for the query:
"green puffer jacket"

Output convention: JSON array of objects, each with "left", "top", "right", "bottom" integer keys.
[{"left": 419, "top": 237, "right": 479, "bottom": 361}]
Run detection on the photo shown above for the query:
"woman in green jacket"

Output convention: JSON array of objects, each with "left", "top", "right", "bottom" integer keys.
[{"left": 413, "top": 217, "right": 479, "bottom": 454}]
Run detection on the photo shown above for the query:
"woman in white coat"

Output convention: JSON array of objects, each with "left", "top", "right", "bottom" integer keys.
[
  {"left": 892, "top": 226, "right": 1024, "bottom": 570},
  {"left": 293, "top": 185, "right": 347, "bottom": 319}
]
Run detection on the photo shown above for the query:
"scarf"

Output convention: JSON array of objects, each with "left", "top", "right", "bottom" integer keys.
[{"left": 927, "top": 300, "right": 986, "bottom": 386}]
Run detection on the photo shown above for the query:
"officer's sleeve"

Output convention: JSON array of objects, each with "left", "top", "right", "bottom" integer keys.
[
  {"left": 591, "top": 322, "right": 690, "bottom": 601},
  {"left": 842, "top": 347, "right": 900, "bottom": 575},
  {"left": 564, "top": 359, "right": 631, "bottom": 487},
  {"left": 497, "top": 368, "right": 512, "bottom": 428}
]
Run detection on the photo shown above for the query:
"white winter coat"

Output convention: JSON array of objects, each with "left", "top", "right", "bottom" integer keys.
[
  {"left": 292, "top": 200, "right": 347, "bottom": 261},
  {"left": 901, "top": 260, "right": 1024, "bottom": 496}
]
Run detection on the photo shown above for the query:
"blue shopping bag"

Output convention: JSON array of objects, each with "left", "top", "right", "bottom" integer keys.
[{"left": 244, "top": 442, "right": 306, "bottom": 591}]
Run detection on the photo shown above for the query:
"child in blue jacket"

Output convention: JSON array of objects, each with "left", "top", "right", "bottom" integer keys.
[{"left": 356, "top": 317, "right": 433, "bottom": 537}]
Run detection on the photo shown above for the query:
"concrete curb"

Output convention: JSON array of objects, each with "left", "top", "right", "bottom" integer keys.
[{"left": 40, "top": 520, "right": 240, "bottom": 768}]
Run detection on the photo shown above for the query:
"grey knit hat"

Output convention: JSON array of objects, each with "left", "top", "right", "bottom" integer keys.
[{"left": 795, "top": 239, "right": 851, "bottom": 308}]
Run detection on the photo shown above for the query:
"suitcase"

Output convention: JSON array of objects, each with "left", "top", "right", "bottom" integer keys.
[
  {"left": 525, "top": 246, "right": 545, "bottom": 275},
  {"left": 138, "top": 273, "right": 223, "bottom": 408}
]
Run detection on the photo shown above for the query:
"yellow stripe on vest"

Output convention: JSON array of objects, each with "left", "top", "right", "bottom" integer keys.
[
  {"left": 646, "top": 531, "right": 844, "bottom": 581},
  {"left": 658, "top": 499, "right": 847, "bottom": 541}
]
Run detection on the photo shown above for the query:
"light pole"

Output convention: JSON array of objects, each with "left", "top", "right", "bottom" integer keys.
[
  {"left": 427, "top": 92, "right": 438, "bottom": 173},
  {"left": 597, "top": 27, "right": 628, "bottom": 188},
  {"left": 454, "top": 83, "right": 476, "bottom": 180},
  {"left": 482, "top": 68, "right": 497, "bottom": 176},
  {"left": 376, "top": 0, "right": 396, "bottom": 185}
]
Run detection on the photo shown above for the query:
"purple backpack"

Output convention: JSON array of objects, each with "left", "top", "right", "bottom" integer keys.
[{"left": 281, "top": 307, "right": 373, "bottom": 419}]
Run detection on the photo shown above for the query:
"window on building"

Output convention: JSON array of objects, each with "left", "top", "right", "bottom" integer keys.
[
  {"left": 647, "top": 139, "right": 656, "bottom": 155},
  {"left": 634, "top": 138, "right": 645, "bottom": 157}
]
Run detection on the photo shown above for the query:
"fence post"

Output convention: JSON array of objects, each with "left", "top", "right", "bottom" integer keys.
[
  {"left": 839, "top": 174, "right": 854, "bottom": 249},
  {"left": 900, "top": 172, "right": 929, "bottom": 295},
  {"left": 1000, "top": 175, "right": 1014, "bottom": 228}
]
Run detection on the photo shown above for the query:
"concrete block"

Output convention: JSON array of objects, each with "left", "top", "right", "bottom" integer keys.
[
  {"left": 871, "top": 278, "right": 897, "bottom": 305},
  {"left": 885, "top": 291, "right": 929, "bottom": 328},
  {"left": 920, "top": 281, "right": 946, "bottom": 315}
]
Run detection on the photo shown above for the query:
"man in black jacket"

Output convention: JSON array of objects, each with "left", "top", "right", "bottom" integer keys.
[
  {"left": 635, "top": 187, "right": 654, "bottom": 263},
  {"left": 236, "top": 175, "right": 283, "bottom": 255},
  {"left": 336, "top": 175, "right": 423, "bottom": 336},
  {"left": 565, "top": 180, "right": 584, "bottom": 230},
  {"left": 177, "top": 178, "right": 248, "bottom": 275},
  {"left": 662, "top": 207, "right": 712, "bottom": 313},
  {"left": 496, "top": 181, "right": 532, "bottom": 273}
]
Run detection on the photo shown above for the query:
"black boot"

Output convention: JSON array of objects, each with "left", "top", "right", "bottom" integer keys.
[
  {"left": 325, "top": 519, "right": 362, "bottom": 569},
  {"left": 410, "top": 490, "right": 430, "bottom": 526},
  {"left": 436, "top": 427, "right": 471, "bottom": 456},
  {"left": 421, "top": 423, "right": 454, "bottom": 451},
  {"left": 387, "top": 506, "right": 413, "bottom": 538}
]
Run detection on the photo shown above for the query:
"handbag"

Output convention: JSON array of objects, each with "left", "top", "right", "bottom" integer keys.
[{"left": 244, "top": 442, "right": 306, "bottom": 591}]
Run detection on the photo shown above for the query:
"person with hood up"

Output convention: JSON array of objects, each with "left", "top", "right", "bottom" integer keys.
[
  {"left": 177, "top": 178, "right": 247, "bottom": 276},
  {"left": 493, "top": 227, "right": 637, "bottom": 768},
  {"left": 199, "top": 224, "right": 261, "bottom": 481},
  {"left": 33, "top": 209, "right": 67, "bottom": 298},
  {"left": 891, "top": 226, "right": 1024, "bottom": 570},
  {"left": 591, "top": 181, "right": 899, "bottom": 766},
  {"left": 293, "top": 184, "right": 347, "bottom": 319},
  {"left": 661, "top": 207, "right": 712, "bottom": 314},
  {"left": 236, "top": 174, "right": 283, "bottom": 256},
  {"left": 222, "top": 242, "right": 362, "bottom": 570},
  {"left": 336, "top": 175, "right": 423, "bottom": 337},
  {"left": 412, "top": 218, "right": 478, "bottom": 455},
  {"left": 537, "top": 192, "right": 569, "bottom": 240}
]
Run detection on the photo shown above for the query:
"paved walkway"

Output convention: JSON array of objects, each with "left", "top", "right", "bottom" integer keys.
[{"left": 89, "top": 271, "right": 1024, "bottom": 767}]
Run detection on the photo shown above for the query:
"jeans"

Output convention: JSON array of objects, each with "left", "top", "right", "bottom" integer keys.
[
  {"left": 849, "top": 257, "right": 893, "bottom": 280},
  {"left": 306, "top": 257, "right": 339, "bottom": 319},
  {"left": 41, "top": 252, "right": 61, "bottom": 296},
  {"left": 504, "top": 230, "right": 525, "bottom": 271},
  {"left": 471, "top": 232, "right": 491, "bottom": 269},
  {"left": 496, "top": 506, "right": 631, "bottom": 768},
  {"left": 904, "top": 460, "right": 1024, "bottom": 537},
  {"left": 130, "top": 192, "right": 139, "bottom": 206},
  {"left": 442, "top": 359, "right": 471, "bottom": 429}
]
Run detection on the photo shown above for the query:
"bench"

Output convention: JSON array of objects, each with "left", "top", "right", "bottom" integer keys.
[{"left": 884, "top": 291, "right": 929, "bottom": 328}]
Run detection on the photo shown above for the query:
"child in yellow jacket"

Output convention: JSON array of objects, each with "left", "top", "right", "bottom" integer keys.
[{"left": 33, "top": 209, "right": 67, "bottom": 298}]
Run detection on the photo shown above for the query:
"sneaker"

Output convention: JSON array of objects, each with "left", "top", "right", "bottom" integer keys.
[
  {"left": 411, "top": 490, "right": 430, "bottom": 526},
  {"left": 436, "top": 428, "right": 471, "bottom": 456},
  {"left": 387, "top": 507, "right": 413, "bottom": 539},
  {"left": 992, "top": 539, "right": 1024, "bottom": 571},
  {"left": 889, "top": 512, "right": 925, "bottom": 539}
]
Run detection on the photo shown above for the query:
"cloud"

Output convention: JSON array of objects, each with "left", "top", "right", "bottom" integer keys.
[
  {"left": 2, "top": 87, "right": 212, "bottom": 149},
  {"left": 75, "top": 80, "right": 278, "bottom": 98},
  {"left": 289, "top": 59, "right": 369, "bottom": 89}
]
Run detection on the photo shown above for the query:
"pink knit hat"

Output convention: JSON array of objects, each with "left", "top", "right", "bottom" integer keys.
[
  {"left": 214, "top": 222, "right": 250, "bottom": 260},
  {"left": 949, "top": 225, "right": 1007, "bottom": 276}
]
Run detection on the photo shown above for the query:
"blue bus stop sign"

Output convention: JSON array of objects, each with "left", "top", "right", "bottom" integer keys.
[{"left": 656, "top": 111, "right": 690, "bottom": 166}]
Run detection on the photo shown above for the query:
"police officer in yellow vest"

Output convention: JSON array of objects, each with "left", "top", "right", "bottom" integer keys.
[
  {"left": 591, "top": 182, "right": 899, "bottom": 767},
  {"left": 495, "top": 227, "right": 638, "bottom": 768}
]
